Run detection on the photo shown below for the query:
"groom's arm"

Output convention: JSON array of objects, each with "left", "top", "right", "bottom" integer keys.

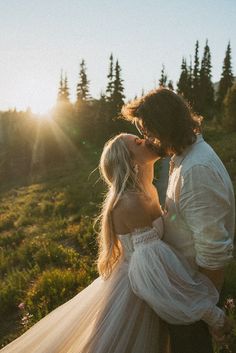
[{"left": 179, "top": 165, "right": 234, "bottom": 292}]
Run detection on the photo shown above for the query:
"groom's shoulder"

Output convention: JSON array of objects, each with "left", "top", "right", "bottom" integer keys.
[{"left": 182, "top": 138, "right": 223, "bottom": 174}]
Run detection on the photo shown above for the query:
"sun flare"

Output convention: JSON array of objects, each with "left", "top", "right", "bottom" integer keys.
[
  {"left": 31, "top": 102, "right": 52, "bottom": 116},
  {"left": 34, "top": 112, "right": 53, "bottom": 120},
  {"left": 29, "top": 100, "right": 54, "bottom": 120}
]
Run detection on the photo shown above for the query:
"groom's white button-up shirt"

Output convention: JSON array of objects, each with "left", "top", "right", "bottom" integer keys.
[{"left": 164, "top": 134, "right": 235, "bottom": 271}]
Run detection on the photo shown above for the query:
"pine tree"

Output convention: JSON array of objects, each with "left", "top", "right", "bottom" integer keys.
[
  {"left": 177, "top": 58, "right": 193, "bottom": 104},
  {"left": 159, "top": 65, "right": 168, "bottom": 87},
  {"left": 168, "top": 80, "right": 174, "bottom": 91},
  {"left": 93, "top": 91, "right": 110, "bottom": 143},
  {"left": 177, "top": 58, "right": 189, "bottom": 96},
  {"left": 192, "top": 40, "right": 200, "bottom": 112},
  {"left": 111, "top": 60, "right": 125, "bottom": 114},
  {"left": 63, "top": 73, "right": 70, "bottom": 103},
  {"left": 57, "top": 70, "right": 64, "bottom": 102},
  {"left": 57, "top": 70, "right": 70, "bottom": 103},
  {"left": 106, "top": 54, "right": 114, "bottom": 101},
  {"left": 187, "top": 57, "right": 194, "bottom": 104},
  {"left": 198, "top": 40, "right": 214, "bottom": 119},
  {"left": 76, "top": 59, "right": 90, "bottom": 102},
  {"left": 216, "top": 42, "right": 234, "bottom": 121}
]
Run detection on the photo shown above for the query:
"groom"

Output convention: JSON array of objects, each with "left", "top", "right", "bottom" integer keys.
[{"left": 122, "top": 88, "right": 235, "bottom": 353}]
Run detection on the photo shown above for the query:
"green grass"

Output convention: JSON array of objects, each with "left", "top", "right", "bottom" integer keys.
[
  {"left": 0, "top": 125, "right": 235, "bottom": 350},
  {"left": 0, "top": 146, "right": 102, "bottom": 347}
]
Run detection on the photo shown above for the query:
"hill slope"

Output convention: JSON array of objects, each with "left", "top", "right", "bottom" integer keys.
[{"left": 0, "top": 126, "right": 235, "bottom": 348}]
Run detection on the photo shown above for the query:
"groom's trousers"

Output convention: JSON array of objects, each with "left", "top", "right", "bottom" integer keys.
[{"left": 167, "top": 320, "right": 213, "bottom": 353}]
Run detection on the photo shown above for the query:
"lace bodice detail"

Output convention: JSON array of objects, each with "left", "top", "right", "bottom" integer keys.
[{"left": 117, "top": 217, "right": 164, "bottom": 260}]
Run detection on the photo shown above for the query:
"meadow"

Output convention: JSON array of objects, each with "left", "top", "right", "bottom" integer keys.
[{"left": 0, "top": 124, "right": 235, "bottom": 351}]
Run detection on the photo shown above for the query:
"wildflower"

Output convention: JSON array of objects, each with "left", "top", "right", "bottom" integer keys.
[
  {"left": 21, "top": 313, "right": 33, "bottom": 328},
  {"left": 18, "top": 302, "right": 25, "bottom": 310},
  {"left": 224, "top": 298, "right": 235, "bottom": 311}
]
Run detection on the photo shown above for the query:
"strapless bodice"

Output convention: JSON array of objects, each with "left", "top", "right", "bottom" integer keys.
[{"left": 117, "top": 217, "right": 164, "bottom": 260}]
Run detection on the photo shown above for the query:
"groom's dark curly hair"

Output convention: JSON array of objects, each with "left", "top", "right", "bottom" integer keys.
[{"left": 121, "top": 88, "right": 202, "bottom": 155}]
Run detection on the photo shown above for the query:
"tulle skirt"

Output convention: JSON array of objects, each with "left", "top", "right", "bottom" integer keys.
[{"left": 1, "top": 260, "right": 160, "bottom": 353}]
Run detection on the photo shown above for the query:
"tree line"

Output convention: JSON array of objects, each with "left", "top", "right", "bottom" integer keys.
[
  {"left": 56, "top": 41, "right": 235, "bottom": 124},
  {"left": 176, "top": 40, "right": 235, "bottom": 122},
  {"left": 0, "top": 41, "right": 236, "bottom": 182},
  {"left": 53, "top": 40, "right": 236, "bottom": 143},
  {"left": 57, "top": 53, "right": 125, "bottom": 119}
]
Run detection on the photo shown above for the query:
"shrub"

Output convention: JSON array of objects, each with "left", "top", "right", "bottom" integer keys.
[
  {"left": 65, "top": 216, "right": 98, "bottom": 256},
  {"left": 15, "top": 237, "right": 81, "bottom": 270},
  {"left": 32, "top": 242, "right": 80, "bottom": 269},
  {"left": 0, "top": 229, "right": 25, "bottom": 248},
  {"left": 25, "top": 268, "right": 88, "bottom": 321},
  {"left": 16, "top": 236, "right": 46, "bottom": 265},
  {"left": 14, "top": 214, "right": 32, "bottom": 228},
  {"left": 38, "top": 200, "right": 54, "bottom": 216},
  {"left": 0, "top": 213, "right": 15, "bottom": 231},
  {"left": 0, "top": 268, "right": 38, "bottom": 315}
]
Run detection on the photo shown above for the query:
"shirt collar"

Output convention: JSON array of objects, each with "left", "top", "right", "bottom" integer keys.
[{"left": 171, "top": 134, "right": 204, "bottom": 167}]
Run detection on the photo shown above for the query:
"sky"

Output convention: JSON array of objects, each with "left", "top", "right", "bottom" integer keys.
[{"left": 1, "top": 0, "right": 236, "bottom": 114}]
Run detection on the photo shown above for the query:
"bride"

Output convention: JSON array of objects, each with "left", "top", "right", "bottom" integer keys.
[{"left": 1, "top": 133, "right": 230, "bottom": 353}]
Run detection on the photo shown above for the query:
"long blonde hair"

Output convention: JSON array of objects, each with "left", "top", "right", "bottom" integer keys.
[{"left": 97, "top": 133, "right": 144, "bottom": 279}]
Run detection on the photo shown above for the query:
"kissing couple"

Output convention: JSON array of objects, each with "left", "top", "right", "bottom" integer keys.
[{"left": 1, "top": 88, "right": 235, "bottom": 353}]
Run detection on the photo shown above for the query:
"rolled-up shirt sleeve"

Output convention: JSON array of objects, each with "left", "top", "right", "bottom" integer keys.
[{"left": 179, "top": 164, "right": 234, "bottom": 269}]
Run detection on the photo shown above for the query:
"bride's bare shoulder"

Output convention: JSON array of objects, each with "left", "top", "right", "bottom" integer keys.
[
  {"left": 116, "top": 192, "right": 150, "bottom": 211},
  {"left": 112, "top": 192, "right": 153, "bottom": 234}
]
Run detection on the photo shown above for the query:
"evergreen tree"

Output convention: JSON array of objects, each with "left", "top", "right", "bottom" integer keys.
[
  {"left": 177, "top": 57, "right": 193, "bottom": 104},
  {"left": 57, "top": 70, "right": 70, "bottom": 103},
  {"left": 198, "top": 40, "right": 214, "bottom": 119},
  {"left": 216, "top": 42, "right": 234, "bottom": 121},
  {"left": 92, "top": 91, "right": 110, "bottom": 143},
  {"left": 159, "top": 64, "right": 168, "bottom": 87},
  {"left": 168, "top": 80, "right": 174, "bottom": 91},
  {"left": 57, "top": 70, "right": 64, "bottom": 102},
  {"left": 192, "top": 40, "right": 200, "bottom": 112},
  {"left": 63, "top": 73, "right": 70, "bottom": 103},
  {"left": 111, "top": 60, "right": 125, "bottom": 114},
  {"left": 106, "top": 53, "right": 114, "bottom": 101},
  {"left": 177, "top": 58, "right": 189, "bottom": 96},
  {"left": 222, "top": 82, "right": 236, "bottom": 131},
  {"left": 187, "top": 57, "right": 194, "bottom": 104},
  {"left": 76, "top": 59, "right": 90, "bottom": 102}
]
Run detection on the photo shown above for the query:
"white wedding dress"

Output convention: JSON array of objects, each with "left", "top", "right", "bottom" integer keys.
[{"left": 1, "top": 217, "right": 224, "bottom": 353}]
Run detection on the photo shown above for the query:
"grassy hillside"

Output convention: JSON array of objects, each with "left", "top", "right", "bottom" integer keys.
[
  {"left": 0, "top": 126, "right": 235, "bottom": 349},
  {"left": 0, "top": 146, "right": 103, "bottom": 347}
]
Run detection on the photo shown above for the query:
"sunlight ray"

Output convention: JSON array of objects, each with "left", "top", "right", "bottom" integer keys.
[{"left": 47, "top": 118, "right": 85, "bottom": 162}]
